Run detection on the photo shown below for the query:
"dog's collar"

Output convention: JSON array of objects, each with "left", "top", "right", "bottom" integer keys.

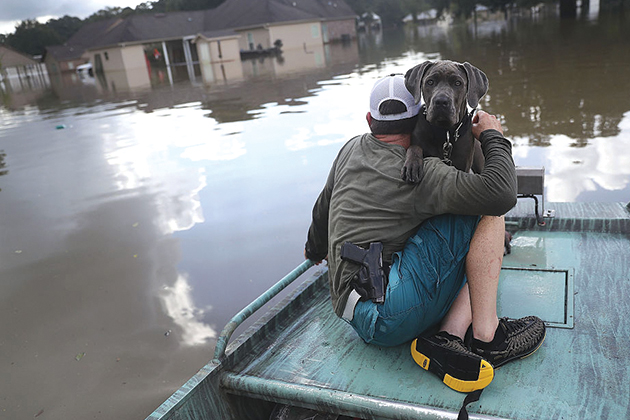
[
  {"left": 443, "top": 109, "right": 475, "bottom": 166},
  {"left": 421, "top": 105, "right": 476, "bottom": 166},
  {"left": 451, "top": 109, "right": 474, "bottom": 141}
]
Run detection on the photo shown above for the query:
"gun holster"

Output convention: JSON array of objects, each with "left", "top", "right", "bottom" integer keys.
[{"left": 340, "top": 241, "right": 387, "bottom": 304}]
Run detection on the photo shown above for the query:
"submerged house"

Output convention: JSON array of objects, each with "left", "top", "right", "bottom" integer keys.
[
  {"left": 0, "top": 45, "right": 49, "bottom": 93},
  {"left": 358, "top": 12, "right": 382, "bottom": 31},
  {"left": 42, "top": 45, "right": 87, "bottom": 75},
  {"left": 206, "top": 0, "right": 357, "bottom": 51},
  {"left": 43, "top": 0, "right": 357, "bottom": 91},
  {"left": 402, "top": 9, "right": 439, "bottom": 24},
  {"left": 44, "top": 11, "right": 240, "bottom": 90}
]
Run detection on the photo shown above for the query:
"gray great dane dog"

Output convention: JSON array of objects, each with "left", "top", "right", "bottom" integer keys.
[
  {"left": 401, "top": 60, "right": 489, "bottom": 184},
  {"left": 401, "top": 60, "right": 513, "bottom": 254}
]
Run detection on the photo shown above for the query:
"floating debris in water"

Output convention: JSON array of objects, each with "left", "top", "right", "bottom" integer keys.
[
  {"left": 56, "top": 124, "right": 66, "bottom": 130},
  {"left": 75, "top": 352, "right": 86, "bottom": 361},
  {"left": 165, "top": 330, "right": 172, "bottom": 337}
]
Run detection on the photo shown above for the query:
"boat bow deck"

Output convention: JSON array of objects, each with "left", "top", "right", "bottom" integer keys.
[{"left": 148, "top": 201, "right": 630, "bottom": 420}]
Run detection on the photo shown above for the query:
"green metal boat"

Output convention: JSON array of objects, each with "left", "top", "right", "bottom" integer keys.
[{"left": 146, "top": 170, "right": 630, "bottom": 420}]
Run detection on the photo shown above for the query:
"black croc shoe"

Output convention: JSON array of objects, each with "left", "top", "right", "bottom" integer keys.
[
  {"left": 469, "top": 316, "right": 546, "bottom": 368},
  {"left": 411, "top": 331, "right": 494, "bottom": 393}
]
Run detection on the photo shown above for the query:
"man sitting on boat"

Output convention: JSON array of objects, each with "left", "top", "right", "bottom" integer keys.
[{"left": 304, "top": 74, "right": 546, "bottom": 393}]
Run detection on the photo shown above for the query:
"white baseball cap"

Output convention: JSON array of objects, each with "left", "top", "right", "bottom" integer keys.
[{"left": 369, "top": 74, "right": 421, "bottom": 121}]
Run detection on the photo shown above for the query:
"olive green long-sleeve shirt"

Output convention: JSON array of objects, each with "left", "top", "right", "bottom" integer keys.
[{"left": 305, "top": 129, "right": 517, "bottom": 318}]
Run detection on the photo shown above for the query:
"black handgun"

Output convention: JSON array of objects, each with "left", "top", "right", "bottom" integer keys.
[{"left": 340, "top": 241, "right": 386, "bottom": 304}]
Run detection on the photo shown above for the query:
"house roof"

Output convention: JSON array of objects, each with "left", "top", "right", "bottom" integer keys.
[
  {"left": 206, "top": 0, "right": 357, "bottom": 30},
  {"left": 44, "top": 18, "right": 119, "bottom": 60},
  {"left": 0, "top": 45, "right": 40, "bottom": 67},
  {"left": 196, "top": 28, "right": 241, "bottom": 41},
  {"left": 65, "top": 11, "right": 212, "bottom": 50},
  {"left": 43, "top": 44, "right": 86, "bottom": 62},
  {"left": 45, "top": 0, "right": 356, "bottom": 57}
]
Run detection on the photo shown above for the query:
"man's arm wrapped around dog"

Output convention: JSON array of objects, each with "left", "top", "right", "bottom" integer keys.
[{"left": 419, "top": 113, "right": 517, "bottom": 217}]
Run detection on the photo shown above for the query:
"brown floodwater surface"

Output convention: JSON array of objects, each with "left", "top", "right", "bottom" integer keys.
[{"left": 0, "top": 6, "right": 629, "bottom": 419}]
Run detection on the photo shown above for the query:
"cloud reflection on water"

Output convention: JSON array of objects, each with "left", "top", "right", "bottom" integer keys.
[
  {"left": 101, "top": 105, "right": 234, "bottom": 346},
  {"left": 512, "top": 111, "right": 630, "bottom": 202},
  {"left": 161, "top": 274, "right": 217, "bottom": 346}
]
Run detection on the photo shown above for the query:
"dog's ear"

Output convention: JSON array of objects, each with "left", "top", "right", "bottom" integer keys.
[
  {"left": 462, "top": 62, "right": 489, "bottom": 108},
  {"left": 405, "top": 61, "right": 434, "bottom": 104}
]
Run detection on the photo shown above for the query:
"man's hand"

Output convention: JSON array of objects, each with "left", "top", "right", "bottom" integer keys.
[
  {"left": 472, "top": 110, "right": 503, "bottom": 139},
  {"left": 304, "top": 249, "right": 326, "bottom": 265}
]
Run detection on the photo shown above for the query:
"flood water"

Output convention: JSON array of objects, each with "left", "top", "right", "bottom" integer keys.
[{"left": 1, "top": 6, "right": 629, "bottom": 419}]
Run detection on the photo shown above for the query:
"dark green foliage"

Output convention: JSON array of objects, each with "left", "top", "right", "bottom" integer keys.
[
  {"left": 4, "top": 20, "right": 63, "bottom": 56},
  {"left": 83, "top": 6, "right": 137, "bottom": 23},
  {"left": 45, "top": 15, "right": 84, "bottom": 41}
]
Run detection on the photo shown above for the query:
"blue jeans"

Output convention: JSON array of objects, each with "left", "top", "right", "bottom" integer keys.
[{"left": 349, "top": 214, "right": 480, "bottom": 347}]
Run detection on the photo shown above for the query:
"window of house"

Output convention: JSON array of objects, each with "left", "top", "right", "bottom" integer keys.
[
  {"left": 104, "top": 52, "right": 109, "bottom": 60},
  {"left": 311, "top": 24, "right": 320, "bottom": 38},
  {"left": 68, "top": 62, "right": 75, "bottom": 70},
  {"left": 247, "top": 33, "right": 254, "bottom": 50}
]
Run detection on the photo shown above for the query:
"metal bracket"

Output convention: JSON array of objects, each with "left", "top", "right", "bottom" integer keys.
[{"left": 516, "top": 167, "right": 553, "bottom": 226}]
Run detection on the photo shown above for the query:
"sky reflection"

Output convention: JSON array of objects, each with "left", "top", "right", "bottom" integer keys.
[
  {"left": 512, "top": 111, "right": 630, "bottom": 202},
  {"left": 161, "top": 274, "right": 217, "bottom": 346}
]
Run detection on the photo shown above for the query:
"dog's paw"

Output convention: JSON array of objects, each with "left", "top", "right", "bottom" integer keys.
[
  {"left": 402, "top": 159, "right": 424, "bottom": 184},
  {"left": 403, "top": 144, "right": 424, "bottom": 184}
]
